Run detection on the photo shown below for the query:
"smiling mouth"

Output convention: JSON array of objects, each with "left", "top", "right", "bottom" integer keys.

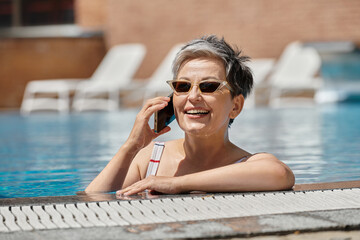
[{"left": 185, "top": 109, "right": 210, "bottom": 115}]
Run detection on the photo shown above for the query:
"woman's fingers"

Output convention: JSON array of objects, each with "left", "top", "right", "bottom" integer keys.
[
  {"left": 154, "top": 126, "right": 171, "bottom": 136},
  {"left": 141, "top": 97, "right": 170, "bottom": 112},
  {"left": 126, "top": 96, "right": 172, "bottom": 149},
  {"left": 143, "top": 103, "right": 167, "bottom": 119},
  {"left": 117, "top": 187, "right": 141, "bottom": 196},
  {"left": 134, "top": 97, "right": 171, "bottom": 125},
  {"left": 117, "top": 180, "right": 149, "bottom": 196},
  {"left": 116, "top": 176, "right": 180, "bottom": 196},
  {"left": 141, "top": 97, "right": 170, "bottom": 117},
  {"left": 117, "top": 177, "right": 153, "bottom": 196}
]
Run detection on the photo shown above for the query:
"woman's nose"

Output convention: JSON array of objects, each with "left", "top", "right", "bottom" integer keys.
[{"left": 187, "top": 85, "right": 201, "bottom": 101}]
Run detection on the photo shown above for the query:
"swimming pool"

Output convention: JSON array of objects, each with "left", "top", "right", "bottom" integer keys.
[{"left": 1, "top": 104, "right": 359, "bottom": 198}]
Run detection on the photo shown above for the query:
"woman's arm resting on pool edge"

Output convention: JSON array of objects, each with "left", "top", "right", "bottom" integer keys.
[
  {"left": 84, "top": 142, "right": 141, "bottom": 193},
  {"left": 117, "top": 153, "right": 295, "bottom": 196}
]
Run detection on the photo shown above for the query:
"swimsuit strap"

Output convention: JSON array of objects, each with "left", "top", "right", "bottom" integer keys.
[
  {"left": 145, "top": 142, "right": 165, "bottom": 177},
  {"left": 235, "top": 155, "right": 252, "bottom": 164}
]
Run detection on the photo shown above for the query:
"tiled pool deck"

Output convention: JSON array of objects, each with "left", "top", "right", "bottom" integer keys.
[{"left": 1, "top": 181, "right": 359, "bottom": 239}]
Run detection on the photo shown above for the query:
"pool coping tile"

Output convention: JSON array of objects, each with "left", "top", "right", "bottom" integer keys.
[
  {"left": 1, "top": 180, "right": 360, "bottom": 207},
  {"left": 0, "top": 180, "right": 359, "bottom": 239}
]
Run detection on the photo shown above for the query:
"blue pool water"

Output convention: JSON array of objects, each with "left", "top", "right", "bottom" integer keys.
[{"left": 0, "top": 104, "right": 360, "bottom": 198}]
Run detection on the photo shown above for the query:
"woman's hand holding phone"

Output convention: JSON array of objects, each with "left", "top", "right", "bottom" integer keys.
[
  {"left": 154, "top": 93, "right": 175, "bottom": 133},
  {"left": 85, "top": 96, "right": 171, "bottom": 192},
  {"left": 125, "top": 96, "right": 172, "bottom": 152},
  {"left": 85, "top": 96, "right": 171, "bottom": 193}
]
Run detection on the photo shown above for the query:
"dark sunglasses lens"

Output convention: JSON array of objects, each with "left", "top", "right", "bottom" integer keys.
[
  {"left": 199, "top": 82, "right": 221, "bottom": 93},
  {"left": 173, "top": 81, "right": 191, "bottom": 92}
]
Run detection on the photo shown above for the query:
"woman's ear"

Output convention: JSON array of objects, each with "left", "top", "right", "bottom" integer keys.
[{"left": 229, "top": 95, "right": 244, "bottom": 119}]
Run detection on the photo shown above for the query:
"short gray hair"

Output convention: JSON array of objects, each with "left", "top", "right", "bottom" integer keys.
[{"left": 172, "top": 35, "right": 253, "bottom": 99}]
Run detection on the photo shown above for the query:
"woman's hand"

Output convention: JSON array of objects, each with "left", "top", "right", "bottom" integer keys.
[
  {"left": 116, "top": 176, "right": 182, "bottom": 196},
  {"left": 126, "top": 96, "right": 171, "bottom": 151},
  {"left": 85, "top": 96, "right": 173, "bottom": 193}
]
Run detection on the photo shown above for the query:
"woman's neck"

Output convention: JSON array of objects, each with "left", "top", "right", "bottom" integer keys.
[{"left": 181, "top": 129, "right": 233, "bottom": 166}]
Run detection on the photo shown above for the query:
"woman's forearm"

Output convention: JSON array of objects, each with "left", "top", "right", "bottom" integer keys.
[
  {"left": 85, "top": 97, "right": 172, "bottom": 193},
  {"left": 117, "top": 154, "right": 295, "bottom": 196},
  {"left": 85, "top": 142, "right": 140, "bottom": 192},
  {"left": 177, "top": 160, "right": 295, "bottom": 193}
]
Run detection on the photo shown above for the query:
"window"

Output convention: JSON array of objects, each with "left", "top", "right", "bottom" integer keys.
[
  {"left": 0, "top": 0, "right": 74, "bottom": 27},
  {"left": 0, "top": 0, "right": 12, "bottom": 27}
]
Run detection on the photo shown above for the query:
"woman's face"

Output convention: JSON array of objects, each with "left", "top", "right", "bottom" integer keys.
[{"left": 173, "top": 57, "right": 241, "bottom": 137}]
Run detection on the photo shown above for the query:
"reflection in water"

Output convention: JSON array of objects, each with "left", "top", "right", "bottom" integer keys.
[
  {"left": 319, "top": 104, "right": 360, "bottom": 182},
  {"left": 115, "top": 191, "right": 161, "bottom": 201},
  {"left": 230, "top": 107, "right": 325, "bottom": 183},
  {"left": 0, "top": 104, "right": 359, "bottom": 198},
  {"left": 76, "top": 191, "right": 117, "bottom": 202}
]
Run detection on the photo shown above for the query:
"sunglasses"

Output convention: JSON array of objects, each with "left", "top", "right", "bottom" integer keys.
[{"left": 166, "top": 79, "right": 233, "bottom": 94}]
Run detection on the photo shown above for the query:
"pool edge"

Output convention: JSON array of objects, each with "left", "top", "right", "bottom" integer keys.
[{"left": 1, "top": 180, "right": 359, "bottom": 206}]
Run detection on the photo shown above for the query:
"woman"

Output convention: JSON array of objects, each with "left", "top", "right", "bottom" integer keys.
[{"left": 85, "top": 35, "right": 295, "bottom": 196}]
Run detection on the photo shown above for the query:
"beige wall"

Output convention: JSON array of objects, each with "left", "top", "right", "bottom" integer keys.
[
  {"left": 1, "top": 0, "right": 359, "bottom": 108},
  {"left": 75, "top": 0, "right": 107, "bottom": 29},
  {"left": 76, "top": 0, "right": 360, "bottom": 78},
  {"left": 0, "top": 38, "right": 106, "bottom": 108}
]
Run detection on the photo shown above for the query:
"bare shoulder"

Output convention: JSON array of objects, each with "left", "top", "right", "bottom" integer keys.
[
  {"left": 163, "top": 138, "right": 184, "bottom": 157},
  {"left": 134, "top": 142, "right": 154, "bottom": 161},
  {"left": 122, "top": 142, "right": 156, "bottom": 187},
  {"left": 164, "top": 138, "right": 184, "bottom": 147},
  {"left": 136, "top": 139, "right": 181, "bottom": 161},
  {"left": 246, "top": 153, "right": 292, "bottom": 172},
  {"left": 131, "top": 142, "right": 155, "bottom": 175},
  {"left": 247, "top": 152, "right": 280, "bottom": 162},
  {"left": 131, "top": 139, "right": 183, "bottom": 177}
]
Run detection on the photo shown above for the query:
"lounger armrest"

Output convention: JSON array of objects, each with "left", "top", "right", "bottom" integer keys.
[{"left": 25, "top": 79, "right": 86, "bottom": 93}]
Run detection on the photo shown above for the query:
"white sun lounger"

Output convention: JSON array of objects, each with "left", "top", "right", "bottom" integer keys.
[
  {"left": 72, "top": 44, "right": 146, "bottom": 112},
  {"left": 268, "top": 42, "right": 323, "bottom": 108},
  {"left": 244, "top": 58, "right": 275, "bottom": 108},
  {"left": 141, "top": 44, "right": 184, "bottom": 102},
  {"left": 21, "top": 44, "right": 146, "bottom": 114}
]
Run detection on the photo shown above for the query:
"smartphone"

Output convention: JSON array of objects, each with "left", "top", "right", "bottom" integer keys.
[{"left": 154, "top": 93, "right": 175, "bottom": 133}]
